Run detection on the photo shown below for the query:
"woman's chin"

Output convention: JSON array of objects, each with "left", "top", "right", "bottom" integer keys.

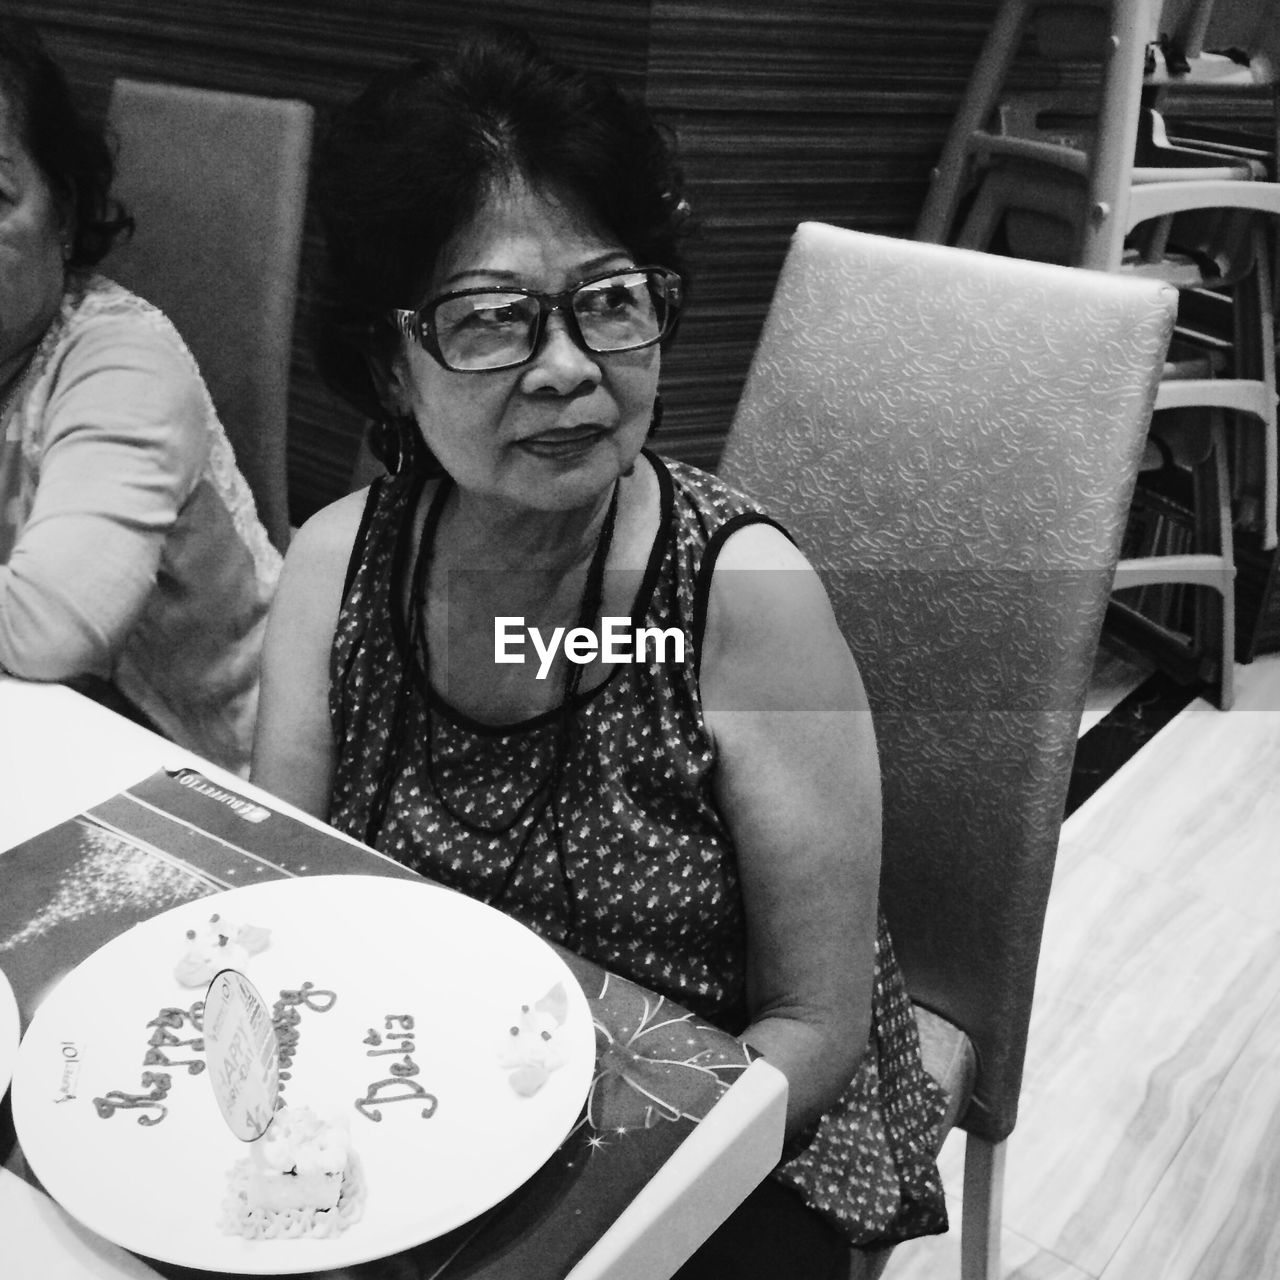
[{"left": 502, "top": 437, "right": 639, "bottom": 505}]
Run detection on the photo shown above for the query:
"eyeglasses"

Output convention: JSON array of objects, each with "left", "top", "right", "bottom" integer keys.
[{"left": 393, "top": 266, "right": 683, "bottom": 373}]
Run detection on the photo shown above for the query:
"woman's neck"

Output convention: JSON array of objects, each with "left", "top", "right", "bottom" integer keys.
[
  {"left": 0, "top": 348, "right": 34, "bottom": 412},
  {"left": 436, "top": 477, "right": 623, "bottom": 577},
  {"left": 0, "top": 281, "right": 64, "bottom": 413}
]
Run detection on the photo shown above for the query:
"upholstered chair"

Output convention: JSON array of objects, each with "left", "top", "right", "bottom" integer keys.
[
  {"left": 105, "top": 79, "right": 313, "bottom": 552},
  {"left": 718, "top": 223, "right": 1176, "bottom": 1279}
]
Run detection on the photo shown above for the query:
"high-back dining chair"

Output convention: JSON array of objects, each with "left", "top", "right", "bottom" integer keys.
[
  {"left": 717, "top": 224, "right": 1176, "bottom": 1280},
  {"left": 104, "top": 79, "right": 314, "bottom": 552}
]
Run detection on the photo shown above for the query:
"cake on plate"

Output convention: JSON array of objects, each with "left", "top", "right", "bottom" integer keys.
[{"left": 221, "top": 1105, "right": 365, "bottom": 1239}]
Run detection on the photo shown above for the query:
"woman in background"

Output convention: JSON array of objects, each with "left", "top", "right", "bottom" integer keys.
[
  {"left": 0, "top": 16, "right": 280, "bottom": 774},
  {"left": 254, "top": 27, "right": 945, "bottom": 1276}
]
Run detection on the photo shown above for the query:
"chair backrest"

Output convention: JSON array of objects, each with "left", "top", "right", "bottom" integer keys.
[
  {"left": 1161, "top": 0, "right": 1279, "bottom": 60},
  {"left": 105, "top": 79, "right": 314, "bottom": 552},
  {"left": 717, "top": 224, "right": 1176, "bottom": 1143}
]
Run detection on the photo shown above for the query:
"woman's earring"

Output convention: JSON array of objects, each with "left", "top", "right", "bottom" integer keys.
[
  {"left": 370, "top": 414, "right": 423, "bottom": 476},
  {"left": 647, "top": 394, "right": 664, "bottom": 437},
  {"left": 370, "top": 417, "right": 404, "bottom": 475}
]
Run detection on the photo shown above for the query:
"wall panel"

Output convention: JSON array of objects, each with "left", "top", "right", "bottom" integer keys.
[
  {"left": 647, "top": 1, "right": 996, "bottom": 466},
  {"left": 13, "top": 0, "right": 995, "bottom": 520}
]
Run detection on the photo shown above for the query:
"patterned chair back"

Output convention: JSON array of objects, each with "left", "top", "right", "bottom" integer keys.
[
  {"left": 717, "top": 223, "right": 1176, "bottom": 1143},
  {"left": 106, "top": 79, "right": 313, "bottom": 552}
]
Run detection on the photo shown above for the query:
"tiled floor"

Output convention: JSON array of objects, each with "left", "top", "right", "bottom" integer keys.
[
  {"left": 1065, "top": 642, "right": 1195, "bottom": 816},
  {"left": 878, "top": 645, "right": 1280, "bottom": 1280},
  {"left": 1077, "top": 640, "right": 1156, "bottom": 738}
]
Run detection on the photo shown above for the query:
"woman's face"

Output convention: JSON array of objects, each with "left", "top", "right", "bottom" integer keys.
[
  {"left": 0, "top": 93, "right": 66, "bottom": 380},
  {"left": 390, "top": 176, "right": 660, "bottom": 514}
]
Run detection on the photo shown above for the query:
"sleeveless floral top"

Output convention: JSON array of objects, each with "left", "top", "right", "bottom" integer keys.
[{"left": 328, "top": 451, "right": 947, "bottom": 1246}]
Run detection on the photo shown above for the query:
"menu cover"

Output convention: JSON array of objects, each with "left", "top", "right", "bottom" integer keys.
[
  {"left": 0, "top": 768, "right": 418, "bottom": 1035},
  {"left": 0, "top": 770, "right": 762, "bottom": 1279}
]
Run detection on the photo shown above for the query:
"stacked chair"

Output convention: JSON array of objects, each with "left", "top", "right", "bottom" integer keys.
[{"left": 916, "top": 0, "right": 1280, "bottom": 708}]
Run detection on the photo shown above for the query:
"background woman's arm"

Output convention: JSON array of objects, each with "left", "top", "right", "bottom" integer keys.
[
  {"left": 0, "top": 314, "right": 206, "bottom": 678},
  {"left": 701, "top": 522, "right": 881, "bottom": 1140}
]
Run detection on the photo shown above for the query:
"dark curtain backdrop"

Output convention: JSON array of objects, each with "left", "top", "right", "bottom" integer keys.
[{"left": 16, "top": 0, "right": 996, "bottom": 524}]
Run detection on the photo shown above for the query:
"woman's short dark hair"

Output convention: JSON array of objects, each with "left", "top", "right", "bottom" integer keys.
[
  {"left": 0, "top": 16, "right": 132, "bottom": 268},
  {"left": 313, "top": 25, "right": 692, "bottom": 426}
]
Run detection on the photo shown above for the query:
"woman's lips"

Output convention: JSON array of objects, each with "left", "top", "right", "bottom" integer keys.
[{"left": 518, "top": 427, "right": 608, "bottom": 458}]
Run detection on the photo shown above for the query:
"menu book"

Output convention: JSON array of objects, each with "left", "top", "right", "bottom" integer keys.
[
  {"left": 0, "top": 768, "right": 417, "bottom": 1032},
  {"left": 0, "top": 769, "right": 778, "bottom": 1280}
]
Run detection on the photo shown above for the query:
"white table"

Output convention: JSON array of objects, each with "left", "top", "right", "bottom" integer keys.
[{"left": 0, "top": 676, "right": 787, "bottom": 1280}]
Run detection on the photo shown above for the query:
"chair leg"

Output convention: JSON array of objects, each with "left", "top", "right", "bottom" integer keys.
[
  {"left": 915, "top": 0, "right": 1029, "bottom": 244},
  {"left": 1077, "top": 0, "right": 1161, "bottom": 271},
  {"left": 1201, "top": 414, "right": 1236, "bottom": 708},
  {"left": 961, "top": 1135, "right": 1005, "bottom": 1280},
  {"left": 1233, "top": 224, "right": 1278, "bottom": 550},
  {"left": 953, "top": 166, "right": 1016, "bottom": 252}
]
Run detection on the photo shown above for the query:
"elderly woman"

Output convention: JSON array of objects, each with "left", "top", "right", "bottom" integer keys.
[
  {"left": 253, "top": 27, "right": 944, "bottom": 1276},
  {"left": 0, "top": 17, "right": 279, "bottom": 774}
]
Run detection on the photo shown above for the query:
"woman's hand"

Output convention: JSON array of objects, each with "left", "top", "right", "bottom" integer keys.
[{"left": 700, "top": 523, "right": 881, "bottom": 1139}]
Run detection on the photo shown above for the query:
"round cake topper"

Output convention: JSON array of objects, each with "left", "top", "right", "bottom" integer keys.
[{"left": 204, "top": 968, "right": 280, "bottom": 1141}]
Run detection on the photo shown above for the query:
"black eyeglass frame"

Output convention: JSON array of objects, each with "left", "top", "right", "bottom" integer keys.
[{"left": 392, "top": 266, "right": 684, "bottom": 373}]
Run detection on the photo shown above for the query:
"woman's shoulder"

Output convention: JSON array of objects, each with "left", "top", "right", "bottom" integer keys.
[
  {"left": 291, "top": 474, "right": 427, "bottom": 580},
  {"left": 652, "top": 451, "right": 791, "bottom": 545},
  {"left": 657, "top": 453, "right": 769, "bottom": 517},
  {"left": 648, "top": 451, "right": 796, "bottom": 563},
  {"left": 61, "top": 274, "right": 181, "bottom": 340},
  {"left": 15, "top": 276, "right": 175, "bottom": 401},
  {"left": 11, "top": 275, "right": 219, "bottom": 479},
  {"left": 288, "top": 485, "right": 380, "bottom": 570},
  {"left": 47, "top": 274, "right": 209, "bottom": 395}
]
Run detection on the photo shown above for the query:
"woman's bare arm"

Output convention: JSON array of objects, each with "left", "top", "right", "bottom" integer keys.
[
  {"left": 700, "top": 522, "right": 881, "bottom": 1139},
  {"left": 251, "top": 489, "right": 370, "bottom": 818}
]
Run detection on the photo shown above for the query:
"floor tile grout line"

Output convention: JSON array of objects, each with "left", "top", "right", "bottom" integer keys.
[
  {"left": 1067, "top": 672, "right": 1202, "bottom": 818},
  {"left": 1004, "top": 1217, "right": 1104, "bottom": 1280}
]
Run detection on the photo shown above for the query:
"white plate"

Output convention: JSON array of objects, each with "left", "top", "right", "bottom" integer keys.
[
  {"left": 12, "top": 875, "right": 595, "bottom": 1274},
  {"left": 0, "top": 966, "right": 18, "bottom": 1099}
]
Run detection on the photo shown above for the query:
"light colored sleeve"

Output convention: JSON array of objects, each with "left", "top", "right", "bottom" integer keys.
[{"left": 0, "top": 311, "right": 208, "bottom": 680}]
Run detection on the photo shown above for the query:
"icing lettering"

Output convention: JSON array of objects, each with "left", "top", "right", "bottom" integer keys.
[
  {"left": 355, "top": 1076, "right": 438, "bottom": 1123},
  {"left": 355, "top": 1013, "right": 436, "bottom": 1121},
  {"left": 93, "top": 983, "right": 338, "bottom": 1125},
  {"left": 94, "top": 1003, "right": 204, "bottom": 1125},
  {"left": 270, "top": 982, "right": 338, "bottom": 1107},
  {"left": 93, "top": 1072, "right": 171, "bottom": 1126}
]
